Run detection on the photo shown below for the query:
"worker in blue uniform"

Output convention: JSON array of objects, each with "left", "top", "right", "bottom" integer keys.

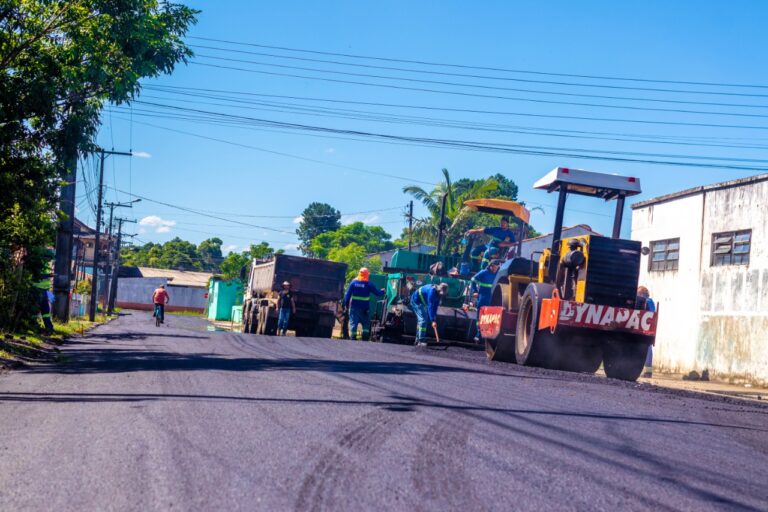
[
  {"left": 410, "top": 282, "right": 449, "bottom": 346},
  {"left": 480, "top": 245, "right": 501, "bottom": 270},
  {"left": 471, "top": 259, "right": 501, "bottom": 343},
  {"left": 343, "top": 267, "right": 385, "bottom": 341},
  {"left": 466, "top": 216, "right": 517, "bottom": 267}
]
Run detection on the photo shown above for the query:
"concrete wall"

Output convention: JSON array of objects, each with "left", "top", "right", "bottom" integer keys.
[
  {"left": 633, "top": 194, "right": 705, "bottom": 375},
  {"left": 697, "top": 180, "right": 768, "bottom": 384},
  {"left": 632, "top": 181, "right": 768, "bottom": 385},
  {"left": 116, "top": 277, "right": 207, "bottom": 312}
]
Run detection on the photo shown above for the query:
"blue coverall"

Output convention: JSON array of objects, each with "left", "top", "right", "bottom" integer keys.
[
  {"left": 411, "top": 285, "right": 441, "bottom": 343},
  {"left": 470, "top": 227, "right": 516, "bottom": 268},
  {"left": 344, "top": 279, "right": 385, "bottom": 340},
  {"left": 472, "top": 267, "right": 498, "bottom": 339}
]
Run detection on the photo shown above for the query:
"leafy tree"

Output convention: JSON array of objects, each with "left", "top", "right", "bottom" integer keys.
[
  {"left": 248, "top": 241, "right": 283, "bottom": 261},
  {"left": 309, "top": 222, "right": 394, "bottom": 259},
  {"left": 0, "top": 0, "right": 197, "bottom": 327},
  {"left": 219, "top": 242, "right": 284, "bottom": 282},
  {"left": 296, "top": 202, "right": 341, "bottom": 256},
  {"left": 326, "top": 244, "right": 383, "bottom": 282},
  {"left": 219, "top": 251, "right": 250, "bottom": 281},
  {"left": 403, "top": 168, "right": 509, "bottom": 251},
  {"left": 197, "top": 237, "right": 223, "bottom": 271},
  {"left": 155, "top": 237, "right": 199, "bottom": 271},
  {"left": 120, "top": 238, "right": 283, "bottom": 281},
  {"left": 453, "top": 173, "right": 518, "bottom": 200}
]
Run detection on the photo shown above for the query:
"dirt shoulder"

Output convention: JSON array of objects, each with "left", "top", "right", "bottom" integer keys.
[
  {"left": 0, "top": 316, "right": 115, "bottom": 371},
  {"left": 640, "top": 372, "right": 766, "bottom": 404}
]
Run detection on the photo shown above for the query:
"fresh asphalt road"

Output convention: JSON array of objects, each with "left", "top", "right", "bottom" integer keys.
[{"left": 1, "top": 312, "right": 766, "bottom": 511}]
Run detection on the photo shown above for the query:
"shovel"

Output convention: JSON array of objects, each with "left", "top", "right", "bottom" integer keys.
[{"left": 429, "top": 323, "right": 449, "bottom": 350}]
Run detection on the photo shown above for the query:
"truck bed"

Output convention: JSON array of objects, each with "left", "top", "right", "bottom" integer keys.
[{"left": 249, "top": 254, "right": 347, "bottom": 301}]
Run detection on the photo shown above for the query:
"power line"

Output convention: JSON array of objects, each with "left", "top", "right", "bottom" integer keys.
[
  {"left": 177, "top": 65, "right": 768, "bottom": 133},
  {"left": 105, "top": 186, "right": 297, "bottom": 235},
  {"left": 108, "top": 115, "right": 436, "bottom": 185},
  {"left": 188, "top": 36, "right": 768, "bottom": 93},
  {"left": 145, "top": 84, "right": 768, "bottom": 143},
  {"left": 130, "top": 100, "right": 768, "bottom": 170},
  {"left": 189, "top": 44, "right": 768, "bottom": 109},
  {"left": 129, "top": 205, "right": 405, "bottom": 220},
  {"left": 189, "top": 60, "right": 768, "bottom": 121},
  {"left": 105, "top": 119, "right": 618, "bottom": 223},
  {"left": 192, "top": 52, "right": 768, "bottom": 118},
  {"left": 135, "top": 89, "right": 768, "bottom": 151}
]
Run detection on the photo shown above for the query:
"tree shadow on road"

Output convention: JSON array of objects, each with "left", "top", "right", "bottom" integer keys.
[
  {"left": 22, "top": 347, "right": 488, "bottom": 377},
  {"left": 66, "top": 332, "right": 209, "bottom": 343}
]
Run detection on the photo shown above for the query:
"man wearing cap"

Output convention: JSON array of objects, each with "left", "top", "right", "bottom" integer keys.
[
  {"left": 343, "top": 267, "right": 385, "bottom": 340},
  {"left": 277, "top": 281, "right": 296, "bottom": 336},
  {"left": 466, "top": 216, "right": 517, "bottom": 268},
  {"left": 411, "top": 282, "right": 448, "bottom": 346},
  {"left": 471, "top": 259, "right": 501, "bottom": 343}
]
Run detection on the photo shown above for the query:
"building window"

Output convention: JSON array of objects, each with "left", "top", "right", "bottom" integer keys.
[
  {"left": 649, "top": 238, "right": 680, "bottom": 271},
  {"left": 711, "top": 230, "right": 751, "bottom": 266}
]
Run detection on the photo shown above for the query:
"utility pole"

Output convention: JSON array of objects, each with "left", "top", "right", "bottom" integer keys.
[
  {"left": 436, "top": 193, "right": 448, "bottom": 256},
  {"left": 108, "top": 218, "right": 136, "bottom": 313},
  {"left": 102, "top": 199, "right": 140, "bottom": 314},
  {"left": 407, "top": 200, "right": 413, "bottom": 252},
  {"left": 52, "top": 142, "right": 79, "bottom": 322},
  {"left": 88, "top": 149, "right": 132, "bottom": 322}
]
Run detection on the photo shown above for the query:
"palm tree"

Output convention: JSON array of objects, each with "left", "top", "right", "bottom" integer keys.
[{"left": 403, "top": 168, "right": 500, "bottom": 251}]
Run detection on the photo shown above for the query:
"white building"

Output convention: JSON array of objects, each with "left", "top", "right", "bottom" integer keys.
[
  {"left": 631, "top": 173, "right": 768, "bottom": 385},
  {"left": 520, "top": 225, "right": 601, "bottom": 260}
]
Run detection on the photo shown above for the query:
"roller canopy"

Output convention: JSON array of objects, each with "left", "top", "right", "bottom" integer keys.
[
  {"left": 534, "top": 167, "right": 642, "bottom": 199},
  {"left": 463, "top": 199, "right": 530, "bottom": 225}
]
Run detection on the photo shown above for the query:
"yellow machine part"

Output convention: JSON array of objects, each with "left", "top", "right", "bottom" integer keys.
[
  {"left": 538, "top": 248, "right": 550, "bottom": 283},
  {"left": 558, "top": 235, "right": 591, "bottom": 302},
  {"left": 536, "top": 236, "right": 593, "bottom": 303}
]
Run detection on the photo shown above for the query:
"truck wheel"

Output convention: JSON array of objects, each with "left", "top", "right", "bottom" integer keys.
[
  {"left": 515, "top": 283, "right": 557, "bottom": 368},
  {"left": 242, "top": 305, "right": 251, "bottom": 332},
  {"left": 244, "top": 305, "right": 257, "bottom": 334},
  {"left": 602, "top": 335, "right": 648, "bottom": 381},
  {"left": 257, "top": 306, "right": 269, "bottom": 335},
  {"left": 313, "top": 324, "right": 334, "bottom": 338}
]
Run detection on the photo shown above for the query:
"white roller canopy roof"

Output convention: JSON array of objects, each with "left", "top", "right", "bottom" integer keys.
[{"left": 534, "top": 167, "right": 642, "bottom": 199}]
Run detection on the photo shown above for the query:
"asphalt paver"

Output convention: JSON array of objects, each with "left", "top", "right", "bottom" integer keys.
[{"left": 1, "top": 311, "right": 766, "bottom": 511}]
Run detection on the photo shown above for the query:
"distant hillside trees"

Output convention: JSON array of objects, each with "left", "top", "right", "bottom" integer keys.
[{"left": 120, "top": 238, "right": 283, "bottom": 278}]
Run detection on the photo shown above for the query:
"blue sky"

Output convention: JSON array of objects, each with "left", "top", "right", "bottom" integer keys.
[{"left": 79, "top": 0, "right": 768, "bottom": 254}]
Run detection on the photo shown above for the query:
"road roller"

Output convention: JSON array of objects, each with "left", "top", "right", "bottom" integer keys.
[{"left": 479, "top": 167, "right": 658, "bottom": 381}]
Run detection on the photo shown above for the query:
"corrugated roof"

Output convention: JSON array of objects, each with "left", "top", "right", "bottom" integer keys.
[
  {"left": 136, "top": 267, "right": 213, "bottom": 288},
  {"left": 632, "top": 173, "right": 768, "bottom": 210}
]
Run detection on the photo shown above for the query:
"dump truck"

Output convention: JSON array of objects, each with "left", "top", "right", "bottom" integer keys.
[
  {"left": 242, "top": 254, "right": 348, "bottom": 337},
  {"left": 479, "top": 167, "right": 658, "bottom": 381}
]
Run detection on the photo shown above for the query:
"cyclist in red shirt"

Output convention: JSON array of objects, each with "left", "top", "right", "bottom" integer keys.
[{"left": 152, "top": 284, "right": 170, "bottom": 323}]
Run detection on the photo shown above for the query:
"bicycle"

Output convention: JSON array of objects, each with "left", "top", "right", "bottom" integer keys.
[{"left": 154, "top": 304, "right": 163, "bottom": 327}]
